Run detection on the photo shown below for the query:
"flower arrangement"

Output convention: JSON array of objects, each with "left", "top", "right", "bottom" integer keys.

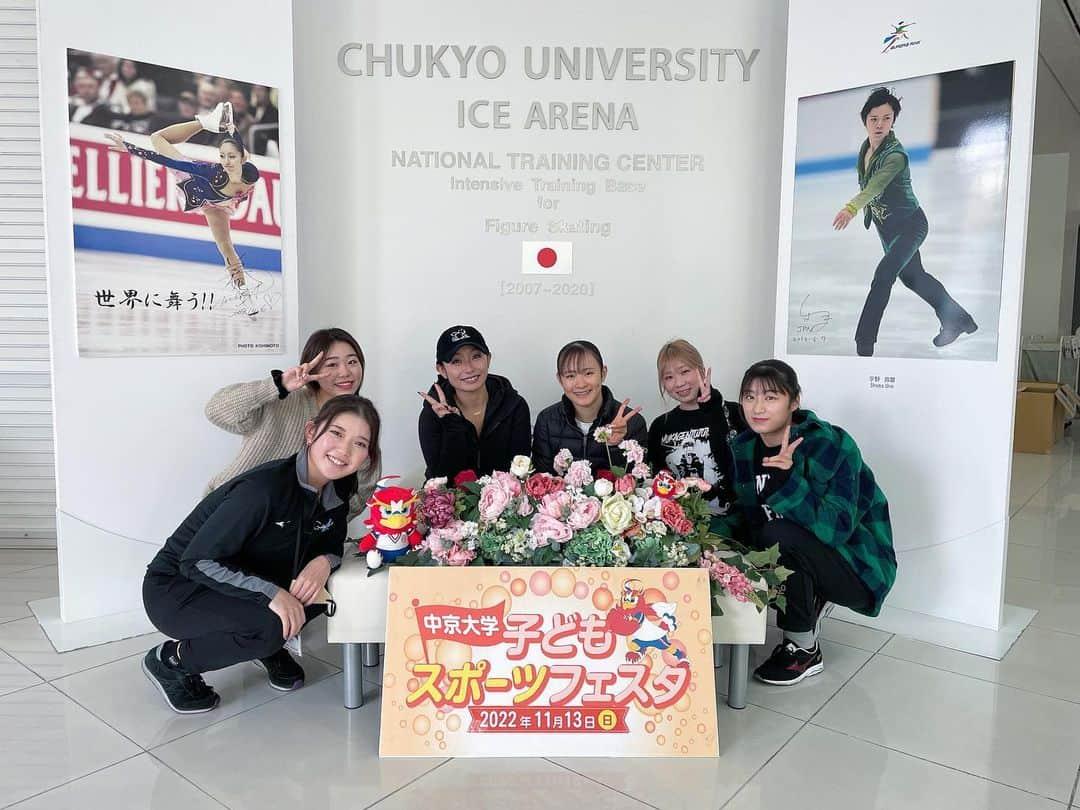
[{"left": 378, "top": 442, "right": 790, "bottom": 616}]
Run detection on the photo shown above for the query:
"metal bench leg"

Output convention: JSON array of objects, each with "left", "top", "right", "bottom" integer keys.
[
  {"left": 344, "top": 643, "right": 364, "bottom": 709},
  {"left": 727, "top": 644, "right": 750, "bottom": 710},
  {"left": 362, "top": 642, "right": 380, "bottom": 667},
  {"left": 713, "top": 643, "right": 723, "bottom": 668}
]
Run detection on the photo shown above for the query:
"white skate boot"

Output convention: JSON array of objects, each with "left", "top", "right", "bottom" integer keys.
[{"left": 196, "top": 101, "right": 233, "bottom": 134}]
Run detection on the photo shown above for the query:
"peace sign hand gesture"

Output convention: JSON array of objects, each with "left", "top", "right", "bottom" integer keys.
[
  {"left": 604, "top": 399, "right": 642, "bottom": 446},
  {"left": 697, "top": 367, "right": 713, "bottom": 404},
  {"left": 762, "top": 425, "right": 804, "bottom": 471},
  {"left": 280, "top": 351, "right": 331, "bottom": 393},
  {"left": 418, "top": 384, "right": 461, "bottom": 419}
]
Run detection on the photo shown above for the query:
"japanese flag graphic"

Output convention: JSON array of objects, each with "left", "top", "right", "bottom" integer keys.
[{"left": 521, "top": 241, "right": 573, "bottom": 275}]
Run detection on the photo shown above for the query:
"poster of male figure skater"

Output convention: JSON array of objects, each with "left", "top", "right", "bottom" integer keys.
[
  {"left": 67, "top": 48, "right": 285, "bottom": 355},
  {"left": 787, "top": 61, "right": 1013, "bottom": 360}
]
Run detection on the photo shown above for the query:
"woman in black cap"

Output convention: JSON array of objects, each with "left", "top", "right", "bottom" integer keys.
[{"left": 417, "top": 325, "right": 531, "bottom": 480}]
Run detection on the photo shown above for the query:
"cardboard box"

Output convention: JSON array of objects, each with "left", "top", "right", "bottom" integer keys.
[{"left": 1014, "top": 381, "right": 1067, "bottom": 454}]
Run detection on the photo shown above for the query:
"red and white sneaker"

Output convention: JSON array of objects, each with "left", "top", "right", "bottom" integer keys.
[{"left": 753, "top": 640, "right": 824, "bottom": 686}]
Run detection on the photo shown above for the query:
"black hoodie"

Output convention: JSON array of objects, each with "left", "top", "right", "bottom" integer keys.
[
  {"left": 146, "top": 453, "right": 354, "bottom": 605},
  {"left": 418, "top": 373, "right": 532, "bottom": 479},
  {"left": 532, "top": 385, "right": 648, "bottom": 474}
]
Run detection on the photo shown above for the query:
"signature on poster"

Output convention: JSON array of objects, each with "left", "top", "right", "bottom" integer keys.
[{"left": 796, "top": 294, "right": 831, "bottom": 333}]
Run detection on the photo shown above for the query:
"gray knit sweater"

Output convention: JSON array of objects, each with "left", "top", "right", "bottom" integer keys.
[{"left": 204, "top": 377, "right": 380, "bottom": 521}]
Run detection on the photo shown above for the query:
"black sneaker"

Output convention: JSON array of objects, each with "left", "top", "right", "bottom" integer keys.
[
  {"left": 141, "top": 645, "right": 220, "bottom": 714},
  {"left": 753, "top": 640, "right": 824, "bottom": 686},
  {"left": 254, "top": 648, "right": 305, "bottom": 691}
]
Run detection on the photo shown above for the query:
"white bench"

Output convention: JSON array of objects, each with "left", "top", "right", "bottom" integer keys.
[{"left": 327, "top": 549, "right": 766, "bottom": 710}]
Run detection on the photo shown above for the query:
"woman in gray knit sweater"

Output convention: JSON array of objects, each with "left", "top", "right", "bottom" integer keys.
[{"left": 205, "top": 328, "right": 381, "bottom": 519}]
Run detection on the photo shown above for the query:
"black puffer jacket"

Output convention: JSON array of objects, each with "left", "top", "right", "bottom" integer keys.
[
  {"left": 418, "top": 374, "right": 531, "bottom": 480},
  {"left": 532, "top": 385, "right": 648, "bottom": 474}
]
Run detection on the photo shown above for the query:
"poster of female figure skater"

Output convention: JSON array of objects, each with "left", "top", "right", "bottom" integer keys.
[
  {"left": 67, "top": 48, "right": 285, "bottom": 356},
  {"left": 787, "top": 62, "right": 1013, "bottom": 361}
]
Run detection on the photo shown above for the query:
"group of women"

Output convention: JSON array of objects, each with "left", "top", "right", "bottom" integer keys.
[{"left": 142, "top": 324, "right": 897, "bottom": 715}]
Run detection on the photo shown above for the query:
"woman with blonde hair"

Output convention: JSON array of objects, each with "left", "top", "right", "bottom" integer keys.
[{"left": 647, "top": 339, "right": 744, "bottom": 514}]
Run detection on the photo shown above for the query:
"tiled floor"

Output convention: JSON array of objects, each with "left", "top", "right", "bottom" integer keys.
[{"left": 1, "top": 444, "right": 1079, "bottom": 809}]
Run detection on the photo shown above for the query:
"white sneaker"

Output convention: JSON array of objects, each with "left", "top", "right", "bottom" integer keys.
[{"left": 196, "top": 101, "right": 233, "bottom": 133}]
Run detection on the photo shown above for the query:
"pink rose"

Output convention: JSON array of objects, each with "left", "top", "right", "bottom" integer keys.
[
  {"left": 492, "top": 471, "right": 522, "bottom": 498},
  {"left": 478, "top": 483, "right": 510, "bottom": 521},
  {"left": 530, "top": 514, "right": 573, "bottom": 546},
  {"left": 566, "top": 497, "right": 601, "bottom": 530},
  {"left": 517, "top": 498, "right": 534, "bottom": 517},
  {"left": 673, "top": 480, "right": 689, "bottom": 498},
  {"left": 538, "top": 491, "right": 571, "bottom": 520},
  {"left": 615, "top": 474, "right": 636, "bottom": 495},
  {"left": 564, "top": 460, "right": 594, "bottom": 488}
]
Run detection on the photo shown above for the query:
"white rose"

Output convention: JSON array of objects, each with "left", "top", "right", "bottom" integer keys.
[
  {"left": 593, "top": 478, "right": 614, "bottom": 498},
  {"left": 600, "top": 494, "right": 634, "bottom": 535},
  {"left": 510, "top": 455, "right": 534, "bottom": 478}
]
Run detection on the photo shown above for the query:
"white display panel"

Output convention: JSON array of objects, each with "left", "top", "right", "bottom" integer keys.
[
  {"left": 38, "top": 0, "right": 300, "bottom": 623},
  {"left": 776, "top": 1, "right": 1040, "bottom": 629}
]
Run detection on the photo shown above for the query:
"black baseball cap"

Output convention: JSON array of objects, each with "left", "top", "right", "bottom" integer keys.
[{"left": 436, "top": 325, "right": 490, "bottom": 363}]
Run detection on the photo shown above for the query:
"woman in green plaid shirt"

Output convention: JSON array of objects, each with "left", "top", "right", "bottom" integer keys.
[{"left": 714, "top": 360, "right": 896, "bottom": 685}]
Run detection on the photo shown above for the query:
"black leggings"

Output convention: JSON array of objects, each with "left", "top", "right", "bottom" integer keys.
[
  {"left": 143, "top": 572, "right": 324, "bottom": 674},
  {"left": 855, "top": 208, "right": 965, "bottom": 345},
  {"left": 750, "top": 519, "right": 872, "bottom": 633}
]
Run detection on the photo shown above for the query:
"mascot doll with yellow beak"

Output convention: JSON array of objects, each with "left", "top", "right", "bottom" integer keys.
[{"left": 358, "top": 477, "right": 423, "bottom": 570}]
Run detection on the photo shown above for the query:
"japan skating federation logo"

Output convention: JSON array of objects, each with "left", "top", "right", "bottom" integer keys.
[{"left": 882, "top": 21, "right": 920, "bottom": 53}]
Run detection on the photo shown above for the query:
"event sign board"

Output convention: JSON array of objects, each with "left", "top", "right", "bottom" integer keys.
[{"left": 380, "top": 566, "right": 718, "bottom": 757}]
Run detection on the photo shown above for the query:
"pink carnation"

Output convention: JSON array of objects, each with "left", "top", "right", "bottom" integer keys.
[
  {"left": 566, "top": 497, "right": 601, "bottom": 530},
  {"left": 652, "top": 501, "right": 686, "bottom": 533},
  {"left": 478, "top": 483, "right": 511, "bottom": 521},
  {"left": 530, "top": 514, "right": 573, "bottom": 546},
  {"left": 564, "top": 459, "right": 594, "bottom": 488},
  {"left": 619, "top": 439, "right": 645, "bottom": 465}
]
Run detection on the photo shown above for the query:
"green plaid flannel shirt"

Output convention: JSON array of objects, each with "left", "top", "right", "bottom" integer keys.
[{"left": 713, "top": 410, "right": 896, "bottom": 616}]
